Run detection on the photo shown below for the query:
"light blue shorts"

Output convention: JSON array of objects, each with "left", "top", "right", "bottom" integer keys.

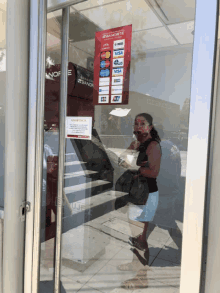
[{"left": 128, "top": 191, "right": 159, "bottom": 222}]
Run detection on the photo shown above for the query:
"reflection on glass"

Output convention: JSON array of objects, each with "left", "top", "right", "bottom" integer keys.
[{"left": 40, "top": 1, "right": 196, "bottom": 291}]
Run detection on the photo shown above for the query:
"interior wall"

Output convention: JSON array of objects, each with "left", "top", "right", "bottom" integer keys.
[{"left": 129, "top": 45, "right": 193, "bottom": 110}]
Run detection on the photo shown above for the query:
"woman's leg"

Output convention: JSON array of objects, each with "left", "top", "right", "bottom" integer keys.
[{"left": 139, "top": 222, "right": 149, "bottom": 248}]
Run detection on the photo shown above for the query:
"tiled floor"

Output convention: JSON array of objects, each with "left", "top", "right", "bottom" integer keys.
[{"left": 40, "top": 208, "right": 182, "bottom": 293}]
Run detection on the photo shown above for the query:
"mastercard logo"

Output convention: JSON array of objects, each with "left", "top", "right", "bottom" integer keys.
[
  {"left": 100, "top": 60, "right": 111, "bottom": 68},
  {"left": 100, "top": 51, "right": 111, "bottom": 59}
]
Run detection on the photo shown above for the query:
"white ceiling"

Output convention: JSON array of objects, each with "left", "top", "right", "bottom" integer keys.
[
  {"left": 74, "top": 0, "right": 163, "bottom": 31},
  {"left": 132, "top": 26, "right": 178, "bottom": 52},
  {"left": 69, "top": 0, "right": 196, "bottom": 54},
  {"left": 168, "top": 21, "right": 194, "bottom": 45},
  {"left": 146, "top": 0, "right": 195, "bottom": 25},
  {"left": 73, "top": 0, "right": 119, "bottom": 11},
  {"left": 46, "top": 0, "right": 220, "bottom": 57}
]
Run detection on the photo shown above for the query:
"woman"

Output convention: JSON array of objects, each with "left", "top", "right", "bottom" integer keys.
[{"left": 118, "top": 113, "right": 162, "bottom": 288}]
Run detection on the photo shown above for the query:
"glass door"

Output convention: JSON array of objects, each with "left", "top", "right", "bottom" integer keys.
[
  {"left": 25, "top": 0, "right": 219, "bottom": 292},
  {"left": 56, "top": 2, "right": 194, "bottom": 292}
]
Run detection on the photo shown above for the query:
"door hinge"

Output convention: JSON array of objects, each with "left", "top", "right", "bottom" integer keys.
[{"left": 20, "top": 201, "right": 31, "bottom": 222}]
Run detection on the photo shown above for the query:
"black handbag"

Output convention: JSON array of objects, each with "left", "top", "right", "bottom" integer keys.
[
  {"left": 115, "top": 170, "right": 138, "bottom": 210},
  {"left": 128, "top": 175, "right": 149, "bottom": 205},
  {"left": 115, "top": 171, "right": 149, "bottom": 208},
  {"left": 115, "top": 169, "right": 138, "bottom": 193},
  {"left": 115, "top": 139, "right": 155, "bottom": 208}
]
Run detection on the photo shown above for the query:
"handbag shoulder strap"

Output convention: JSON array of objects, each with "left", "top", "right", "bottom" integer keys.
[{"left": 137, "top": 138, "right": 156, "bottom": 165}]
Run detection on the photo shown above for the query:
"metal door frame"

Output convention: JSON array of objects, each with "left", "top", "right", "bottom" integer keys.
[
  {"left": 23, "top": 0, "right": 219, "bottom": 293},
  {"left": 24, "top": 1, "right": 71, "bottom": 292}
]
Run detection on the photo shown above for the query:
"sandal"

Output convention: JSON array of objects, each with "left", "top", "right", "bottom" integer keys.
[
  {"left": 129, "top": 236, "right": 148, "bottom": 251},
  {"left": 117, "top": 262, "right": 139, "bottom": 271},
  {"left": 131, "top": 248, "right": 150, "bottom": 266},
  {"left": 121, "top": 272, "right": 148, "bottom": 289}
]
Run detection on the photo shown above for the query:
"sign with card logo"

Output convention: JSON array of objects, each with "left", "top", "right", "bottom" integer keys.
[
  {"left": 112, "top": 58, "right": 124, "bottom": 68},
  {"left": 93, "top": 25, "right": 132, "bottom": 105},
  {"left": 114, "top": 39, "right": 125, "bottom": 50},
  {"left": 98, "top": 95, "right": 109, "bottom": 103},
  {"left": 99, "top": 77, "right": 110, "bottom": 86},
  {"left": 112, "top": 76, "right": 123, "bottom": 85},
  {"left": 112, "top": 68, "right": 124, "bottom": 76},
  {"left": 111, "top": 95, "right": 122, "bottom": 103},
  {"left": 111, "top": 85, "right": 123, "bottom": 94},
  {"left": 113, "top": 49, "right": 124, "bottom": 58},
  {"left": 99, "top": 86, "right": 109, "bottom": 94}
]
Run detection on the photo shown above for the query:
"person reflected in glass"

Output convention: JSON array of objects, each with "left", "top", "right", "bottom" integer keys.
[{"left": 117, "top": 113, "right": 162, "bottom": 288}]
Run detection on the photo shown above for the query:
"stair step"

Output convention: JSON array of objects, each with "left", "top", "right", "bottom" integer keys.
[
  {"left": 67, "top": 190, "right": 128, "bottom": 213},
  {"left": 65, "top": 161, "right": 86, "bottom": 166},
  {"left": 64, "top": 179, "right": 113, "bottom": 204},
  {"left": 64, "top": 180, "right": 110, "bottom": 195},
  {"left": 64, "top": 170, "right": 98, "bottom": 178},
  {"left": 64, "top": 170, "right": 99, "bottom": 187},
  {"left": 65, "top": 153, "right": 77, "bottom": 162},
  {"left": 61, "top": 189, "right": 128, "bottom": 235},
  {"left": 65, "top": 161, "right": 87, "bottom": 173}
]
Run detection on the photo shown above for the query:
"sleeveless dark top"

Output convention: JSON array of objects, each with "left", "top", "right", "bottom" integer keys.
[{"left": 137, "top": 138, "right": 159, "bottom": 193}]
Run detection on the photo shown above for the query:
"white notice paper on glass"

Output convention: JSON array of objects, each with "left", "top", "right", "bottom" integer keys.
[{"left": 66, "top": 117, "right": 92, "bottom": 140}]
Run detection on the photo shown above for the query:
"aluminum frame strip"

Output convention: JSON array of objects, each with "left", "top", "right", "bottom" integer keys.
[
  {"left": 201, "top": 41, "right": 220, "bottom": 293},
  {"left": 53, "top": 7, "right": 69, "bottom": 293},
  {"left": 24, "top": 0, "right": 40, "bottom": 292},
  {"left": 31, "top": 0, "right": 47, "bottom": 292},
  {"left": 179, "top": 0, "right": 219, "bottom": 292}
]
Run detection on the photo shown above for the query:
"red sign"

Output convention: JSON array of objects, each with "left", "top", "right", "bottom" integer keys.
[{"left": 93, "top": 25, "right": 132, "bottom": 105}]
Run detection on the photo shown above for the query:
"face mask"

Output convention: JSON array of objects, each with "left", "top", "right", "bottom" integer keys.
[{"left": 134, "top": 126, "right": 152, "bottom": 142}]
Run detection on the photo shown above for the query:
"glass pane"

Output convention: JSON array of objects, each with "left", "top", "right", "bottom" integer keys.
[
  {"left": 63, "top": 2, "right": 194, "bottom": 292},
  {"left": 41, "top": 1, "right": 200, "bottom": 292},
  {"left": 0, "top": 0, "right": 7, "bottom": 290}
]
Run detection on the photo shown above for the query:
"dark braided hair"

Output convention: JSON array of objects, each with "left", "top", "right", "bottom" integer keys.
[{"left": 135, "top": 113, "right": 161, "bottom": 143}]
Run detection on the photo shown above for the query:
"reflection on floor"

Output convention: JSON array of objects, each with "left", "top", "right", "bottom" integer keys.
[{"left": 40, "top": 207, "right": 181, "bottom": 293}]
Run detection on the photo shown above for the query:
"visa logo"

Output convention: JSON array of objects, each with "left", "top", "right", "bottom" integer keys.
[
  {"left": 115, "top": 50, "right": 123, "bottom": 56},
  {"left": 113, "top": 49, "right": 124, "bottom": 58},
  {"left": 112, "top": 68, "right": 123, "bottom": 76}
]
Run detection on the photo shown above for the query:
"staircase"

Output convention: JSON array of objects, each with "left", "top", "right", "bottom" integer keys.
[{"left": 42, "top": 129, "right": 128, "bottom": 263}]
